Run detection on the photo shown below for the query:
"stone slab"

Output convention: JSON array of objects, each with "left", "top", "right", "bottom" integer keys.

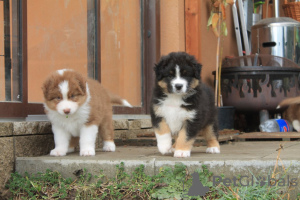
[
  {"left": 0, "top": 137, "right": 14, "bottom": 189},
  {"left": 114, "top": 129, "right": 154, "bottom": 140},
  {"left": 13, "top": 121, "right": 52, "bottom": 135},
  {"left": 139, "top": 119, "right": 152, "bottom": 128},
  {"left": 128, "top": 120, "right": 141, "bottom": 130},
  {"left": 113, "top": 119, "right": 129, "bottom": 130},
  {"left": 14, "top": 135, "right": 54, "bottom": 157},
  {"left": 0, "top": 122, "right": 13, "bottom": 137}
]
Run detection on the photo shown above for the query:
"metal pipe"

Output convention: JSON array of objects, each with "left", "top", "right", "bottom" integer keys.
[{"left": 274, "top": 0, "right": 279, "bottom": 18}]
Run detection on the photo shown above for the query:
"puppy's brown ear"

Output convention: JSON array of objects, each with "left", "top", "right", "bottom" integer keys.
[
  {"left": 41, "top": 78, "right": 50, "bottom": 98},
  {"left": 74, "top": 72, "right": 87, "bottom": 94}
]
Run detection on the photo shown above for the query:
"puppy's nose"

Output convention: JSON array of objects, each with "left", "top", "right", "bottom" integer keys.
[
  {"left": 63, "top": 109, "right": 70, "bottom": 114},
  {"left": 175, "top": 84, "right": 183, "bottom": 90}
]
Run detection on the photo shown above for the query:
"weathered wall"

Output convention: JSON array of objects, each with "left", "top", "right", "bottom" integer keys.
[
  {"left": 160, "top": 0, "right": 185, "bottom": 56},
  {"left": 27, "top": 0, "right": 88, "bottom": 103},
  {"left": 100, "top": 0, "right": 142, "bottom": 106},
  {"left": 27, "top": 0, "right": 142, "bottom": 106}
]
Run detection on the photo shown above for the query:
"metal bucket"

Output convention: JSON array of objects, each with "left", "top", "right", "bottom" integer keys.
[
  {"left": 215, "top": 55, "right": 300, "bottom": 112},
  {"left": 251, "top": 17, "right": 300, "bottom": 66}
]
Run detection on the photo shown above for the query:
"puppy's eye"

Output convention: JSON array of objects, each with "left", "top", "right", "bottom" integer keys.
[
  {"left": 54, "top": 96, "right": 61, "bottom": 101},
  {"left": 70, "top": 94, "right": 78, "bottom": 100},
  {"left": 167, "top": 71, "right": 174, "bottom": 78},
  {"left": 181, "top": 70, "right": 187, "bottom": 76}
]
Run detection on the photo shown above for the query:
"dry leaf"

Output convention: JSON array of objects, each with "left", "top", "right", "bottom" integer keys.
[{"left": 212, "top": 13, "right": 220, "bottom": 37}]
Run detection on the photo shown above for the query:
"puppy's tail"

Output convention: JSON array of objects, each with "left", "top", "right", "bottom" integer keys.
[
  {"left": 108, "top": 92, "right": 133, "bottom": 107},
  {"left": 277, "top": 96, "right": 300, "bottom": 109}
]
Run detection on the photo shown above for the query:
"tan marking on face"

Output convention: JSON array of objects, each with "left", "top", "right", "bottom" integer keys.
[
  {"left": 154, "top": 120, "right": 171, "bottom": 135},
  {"left": 158, "top": 80, "right": 168, "bottom": 92},
  {"left": 174, "top": 128, "right": 195, "bottom": 151},
  {"left": 190, "top": 79, "right": 199, "bottom": 89}
]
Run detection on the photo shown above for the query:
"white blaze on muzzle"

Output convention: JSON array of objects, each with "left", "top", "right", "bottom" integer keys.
[
  {"left": 56, "top": 80, "right": 78, "bottom": 115},
  {"left": 171, "top": 65, "right": 188, "bottom": 93}
]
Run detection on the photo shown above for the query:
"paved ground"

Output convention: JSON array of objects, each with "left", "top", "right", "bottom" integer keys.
[
  {"left": 16, "top": 141, "right": 300, "bottom": 197},
  {"left": 16, "top": 141, "right": 300, "bottom": 175}
]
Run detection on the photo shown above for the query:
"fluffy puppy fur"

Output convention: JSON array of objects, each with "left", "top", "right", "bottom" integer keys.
[
  {"left": 42, "top": 69, "right": 131, "bottom": 156},
  {"left": 150, "top": 52, "right": 220, "bottom": 158},
  {"left": 277, "top": 96, "right": 300, "bottom": 132}
]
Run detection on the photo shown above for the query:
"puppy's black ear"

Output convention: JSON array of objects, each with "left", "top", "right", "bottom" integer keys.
[
  {"left": 154, "top": 63, "right": 163, "bottom": 80},
  {"left": 193, "top": 63, "right": 202, "bottom": 79}
]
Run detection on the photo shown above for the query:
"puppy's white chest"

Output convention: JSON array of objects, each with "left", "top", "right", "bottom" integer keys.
[
  {"left": 156, "top": 95, "right": 196, "bottom": 134},
  {"left": 46, "top": 102, "right": 91, "bottom": 136}
]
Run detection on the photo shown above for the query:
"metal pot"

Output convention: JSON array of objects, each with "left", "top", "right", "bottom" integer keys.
[{"left": 251, "top": 17, "right": 300, "bottom": 66}]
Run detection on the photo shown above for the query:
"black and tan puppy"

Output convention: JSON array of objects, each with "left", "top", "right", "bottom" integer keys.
[{"left": 150, "top": 52, "right": 220, "bottom": 158}]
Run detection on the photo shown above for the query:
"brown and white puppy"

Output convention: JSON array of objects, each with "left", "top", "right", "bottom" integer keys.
[
  {"left": 277, "top": 96, "right": 300, "bottom": 132},
  {"left": 42, "top": 69, "right": 132, "bottom": 156},
  {"left": 150, "top": 52, "right": 220, "bottom": 158}
]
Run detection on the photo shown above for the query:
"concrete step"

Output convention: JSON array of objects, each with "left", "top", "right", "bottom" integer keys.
[{"left": 16, "top": 141, "right": 300, "bottom": 197}]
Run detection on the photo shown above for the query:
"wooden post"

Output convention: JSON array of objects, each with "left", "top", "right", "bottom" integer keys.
[{"left": 185, "top": 0, "right": 201, "bottom": 62}]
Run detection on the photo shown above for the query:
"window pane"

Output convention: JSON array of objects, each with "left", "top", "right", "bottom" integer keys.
[
  {"left": 0, "top": 0, "right": 21, "bottom": 102},
  {"left": 27, "top": 0, "right": 92, "bottom": 103},
  {"left": 100, "top": 0, "right": 142, "bottom": 106}
]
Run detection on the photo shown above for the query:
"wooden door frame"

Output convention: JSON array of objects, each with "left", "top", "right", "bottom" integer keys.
[{"left": 0, "top": 0, "right": 28, "bottom": 118}]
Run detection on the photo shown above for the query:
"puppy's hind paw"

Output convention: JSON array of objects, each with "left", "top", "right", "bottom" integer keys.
[
  {"left": 103, "top": 141, "right": 116, "bottom": 152},
  {"left": 206, "top": 147, "right": 220, "bottom": 154}
]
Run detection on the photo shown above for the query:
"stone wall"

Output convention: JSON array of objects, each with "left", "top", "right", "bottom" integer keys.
[{"left": 0, "top": 118, "right": 153, "bottom": 192}]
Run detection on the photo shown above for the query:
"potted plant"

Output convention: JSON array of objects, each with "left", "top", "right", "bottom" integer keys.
[{"left": 207, "top": 0, "right": 236, "bottom": 130}]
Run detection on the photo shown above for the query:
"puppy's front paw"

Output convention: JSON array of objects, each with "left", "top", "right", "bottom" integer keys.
[
  {"left": 155, "top": 133, "right": 172, "bottom": 155},
  {"left": 103, "top": 141, "right": 116, "bottom": 152},
  {"left": 174, "top": 150, "right": 191, "bottom": 158},
  {"left": 206, "top": 147, "right": 220, "bottom": 154},
  {"left": 50, "top": 148, "right": 67, "bottom": 156},
  {"left": 80, "top": 148, "right": 95, "bottom": 156},
  {"left": 158, "top": 144, "right": 173, "bottom": 155}
]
